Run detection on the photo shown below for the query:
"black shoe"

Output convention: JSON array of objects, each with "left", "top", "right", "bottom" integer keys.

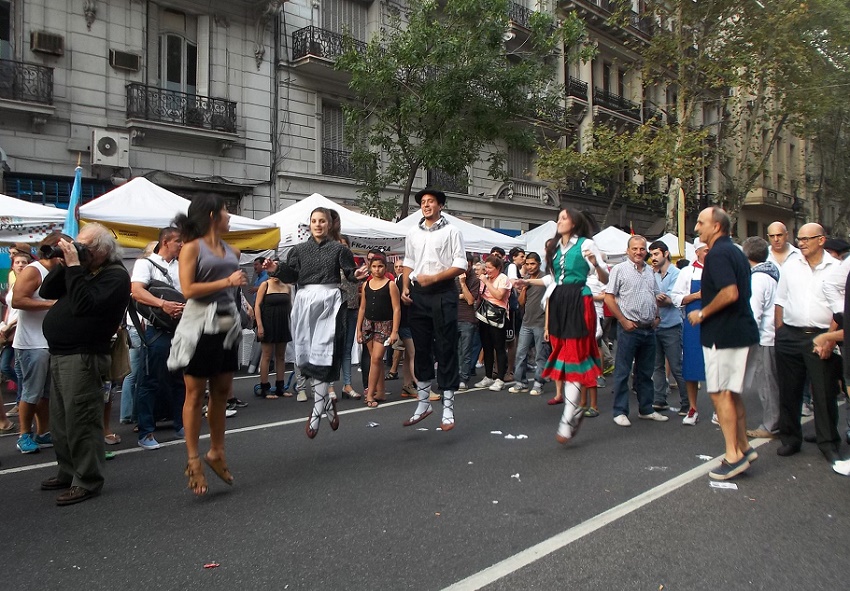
[
  {"left": 41, "top": 476, "right": 72, "bottom": 491},
  {"left": 677, "top": 406, "right": 689, "bottom": 417},
  {"left": 803, "top": 433, "right": 817, "bottom": 443},
  {"left": 823, "top": 449, "right": 843, "bottom": 464},
  {"left": 777, "top": 444, "right": 801, "bottom": 457},
  {"left": 56, "top": 486, "right": 99, "bottom": 506},
  {"left": 227, "top": 397, "right": 248, "bottom": 409},
  {"left": 652, "top": 403, "right": 670, "bottom": 412}
]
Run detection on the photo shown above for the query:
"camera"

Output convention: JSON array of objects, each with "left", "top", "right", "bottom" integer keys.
[{"left": 40, "top": 242, "right": 90, "bottom": 263}]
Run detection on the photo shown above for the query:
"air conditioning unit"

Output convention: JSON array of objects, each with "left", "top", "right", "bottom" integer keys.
[
  {"left": 91, "top": 129, "right": 130, "bottom": 168},
  {"left": 109, "top": 49, "right": 141, "bottom": 72},
  {"left": 31, "top": 31, "right": 65, "bottom": 56}
]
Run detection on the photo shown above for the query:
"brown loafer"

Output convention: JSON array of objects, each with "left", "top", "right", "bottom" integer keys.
[
  {"left": 56, "top": 486, "right": 99, "bottom": 506},
  {"left": 41, "top": 476, "right": 72, "bottom": 491}
]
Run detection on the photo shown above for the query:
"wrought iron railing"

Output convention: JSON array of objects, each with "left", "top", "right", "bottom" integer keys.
[
  {"left": 0, "top": 59, "right": 53, "bottom": 105},
  {"left": 427, "top": 168, "right": 469, "bottom": 194},
  {"left": 642, "top": 105, "right": 663, "bottom": 124},
  {"left": 592, "top": 87, "right": 641, "bottom": 121},
  {"left": 126, "top": 83, "right": 237, "bottom": 133},
  {"left": 567, "top": 76, "right": 588, "bottom": 101},
  {"left": 508, "top": 2, "right": 534, "bottom": 29},
  {"left": 292, "top": 26, "right": 367, "bottom": 62},
  {"left": 322, "top": 148, "right": 358, "bottom": 179}
]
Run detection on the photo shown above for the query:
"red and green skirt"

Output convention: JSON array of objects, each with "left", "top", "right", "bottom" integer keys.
[{"left": 542, "top": 294, "right": 602, "bottom": 387}]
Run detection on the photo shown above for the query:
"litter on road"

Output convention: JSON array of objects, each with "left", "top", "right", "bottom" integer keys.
[{"left": 709, "top": 481, "right": 738, "bottom": 490}]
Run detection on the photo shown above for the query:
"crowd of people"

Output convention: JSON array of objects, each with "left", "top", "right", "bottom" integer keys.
[{"left": 3, "top": 190, "right": 850, "bottom": 505}]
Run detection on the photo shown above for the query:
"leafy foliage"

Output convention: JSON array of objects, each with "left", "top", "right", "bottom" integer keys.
[{"left": 335, "top": 0, "right": 589, "bottom": 219}]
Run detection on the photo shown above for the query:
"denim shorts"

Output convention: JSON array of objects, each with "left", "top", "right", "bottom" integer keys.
[
  {"left": 398, "top": 326, "right": 413, "bottom": 340},
  {"left": 16, "top": 348, "right": 51, "bottom": 403}
]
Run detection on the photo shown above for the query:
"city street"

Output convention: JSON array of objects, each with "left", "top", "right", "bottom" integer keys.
[{"left": 2, "top": 373, "right": 849, "bottom": 590}]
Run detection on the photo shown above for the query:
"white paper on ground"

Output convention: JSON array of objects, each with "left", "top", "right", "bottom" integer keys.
[
  {"left": 697, "top": 455, "right": 713, "bottom": 461},
  {"left": 709, "top": 481, "right": 738, "bottom": 490},
  {"left": 490, "top": 430, "right": 503, "bottom": 435},
  {"left": 504, "top": 434, "right": 516, "bottom": 439}
]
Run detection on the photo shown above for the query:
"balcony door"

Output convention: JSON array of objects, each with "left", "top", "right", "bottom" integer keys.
[
  {"left": 322, "top": 0, "right": 367, "bottom": 41},
  {"left": 0, "top": 1, "right": 11, "bottom": 60},
  {"left": 157, "top": 9, "right": 198, "bottom": 126}
]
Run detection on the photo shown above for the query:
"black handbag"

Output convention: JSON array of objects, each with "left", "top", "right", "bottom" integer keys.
[
  {"left": 475, "top": 286, "right": 507, "bottom": 328},
  {"left": 132, "top": 258, "right": 186, "bottom": 333}
]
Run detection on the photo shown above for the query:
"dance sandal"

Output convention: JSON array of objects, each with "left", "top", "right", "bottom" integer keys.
[
  {"left": 185, "top": 455, "right": 208, "bottom": 496},
  {"left": 440, "top": 418, "right": 455, "bottom": 432},
  {"left": 327, "top": 398, "right": 340, "bottom": 431},
  {"left": 305, "top": 418, "right": 319, "bottom": 439},
  {"left": 403, "top": 407, "right": 433, "bottom": 427},
  {"left": 203, "top": 453, "right": 234, "bottom": 485}
]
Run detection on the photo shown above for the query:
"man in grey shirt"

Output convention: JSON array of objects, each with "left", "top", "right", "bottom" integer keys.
[
  {"left": 509, "top": 252, "right": 549, "bottom": 396},
  {"left": 604, "top": 236, "right": 668, "bottom": 427}
]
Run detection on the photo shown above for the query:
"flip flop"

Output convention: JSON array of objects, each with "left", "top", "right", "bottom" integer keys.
[{"left": 366, "top": 399, "right": 379, "bottom": 408}]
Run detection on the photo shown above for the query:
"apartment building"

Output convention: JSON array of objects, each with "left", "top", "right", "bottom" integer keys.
[{"left": 0, "top": 0, "right": 278, "bottom": 218}]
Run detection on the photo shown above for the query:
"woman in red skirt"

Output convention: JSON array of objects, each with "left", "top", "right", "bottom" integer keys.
[{"left": 518, "top": 208, "right": 607, "bottom": 444}]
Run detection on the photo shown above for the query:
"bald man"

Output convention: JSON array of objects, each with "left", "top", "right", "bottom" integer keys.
[
  {"left": 766, "top": 222, "right": 802, "bottom": 268},
  {"left": 774, "top": 223, "right": 844, "bottom": 467}
]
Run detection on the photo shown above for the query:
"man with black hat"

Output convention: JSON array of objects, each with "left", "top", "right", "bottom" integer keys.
[{"left": 401, "top": 188, "right": 466, "bottom": 430}]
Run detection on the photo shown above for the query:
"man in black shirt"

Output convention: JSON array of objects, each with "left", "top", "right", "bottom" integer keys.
[
  {"left": 688, "top": 207, "right": 759, "bottom": 481},
  {"left": 38, "top": 224, "right": 131, "bottom": 506}
]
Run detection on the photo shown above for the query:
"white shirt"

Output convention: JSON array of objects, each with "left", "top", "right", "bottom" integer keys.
[
  {"left": 131, "top": 253, "right": 182, "bottom": 293},
  {"left": 670, "top": 264, "right": 703, "bottom": 309},
  {"left": 774, "top": 252, "right": 841, "bottom": 328},
  {"left": 767, "top": 244, "right": 802, "bottom": 269},
  {"left": 402, "top": 217, "right": 466, "bottom": 283},
  {"left": 542, "top": 236, "right": 604, "bottom": 287},
  {"left": 750, "top": 270, "right": 777, "bottom": 346},
  {"left": 12, "top": 261, "right": 50, "bottom": 350},
  {"left": 821, "top": 255, "right": 850, "bottom": 315}
]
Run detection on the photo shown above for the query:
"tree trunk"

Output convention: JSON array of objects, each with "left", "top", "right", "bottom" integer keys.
[
  {"left": 600, "top": 185, "right": 622, "bottom": 228},
  {"left": 399, "top": 163, "right": 421, "bottom": 220}
]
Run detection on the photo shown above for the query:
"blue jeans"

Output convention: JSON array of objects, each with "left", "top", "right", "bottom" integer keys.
[
  {"left": 136, "top": 327, "right": 184, "bottom": 439},
  {"left": 513, "top": 325, "right": 548, "bottom": 385},
  {"left": 469, "top": 329, "right": 482, "bottom": 376},
  {"left": 457, "top": 321, "right": 477, "bottom": 382},
  {"left": 652, "top": 324, "right": 688, "bottom": 407},
  {"left": 341, "top": 308, "right": 358, "bottom": 387},
  {"left": 1, "top": 345, "right": 18, "bottom": 387},
  {"left": 612, "top": 325, "right": 656, "bottom": 417},
  {"left": 119, "top": 326, "right": 144, "bottom": 422}
]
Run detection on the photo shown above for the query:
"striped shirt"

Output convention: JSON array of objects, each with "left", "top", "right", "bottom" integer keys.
[{"left": 606, "top": 260, "right": 659, "bottom": 324}]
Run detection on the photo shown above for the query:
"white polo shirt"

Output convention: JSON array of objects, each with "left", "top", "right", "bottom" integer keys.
[{"left": 131, "top": 253, "right": 182, "bottom": 292}]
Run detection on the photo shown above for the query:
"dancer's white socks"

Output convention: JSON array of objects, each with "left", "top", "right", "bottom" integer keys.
[
  {"left": 310, "top": 379, "right": 330, "bottom": 431},
  {"left": 442, "top": 390, "right": 455, "bottom": 424},
  {"left": 558, "top": 381, "right": 582, "bottom": 439},
  {"left": 414, "top": 380, "right": 432, "bottom": 417}
]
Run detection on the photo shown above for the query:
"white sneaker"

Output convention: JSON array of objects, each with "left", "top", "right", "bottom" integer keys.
[
  {"left": 296, "top": 390, "right": 308, "bottom": 402},
  {"left": 682, "top": 408, "right": 699, "bottom": 426},
  {"left": 711, "top": 412, "right": 719, "bottom": 425},
  {"left": 489, "top": 379, "right": 505, "bottom": 391},
  {"left": 529, "top": 388, "right": 541, "bottom": 396},
  {"left": 474, "top": 377, "right": 495, "bottom": 388},
  {"left": 613, "top": 414, "right": 632, "bottom": 427},
  {"left": 508, "top": 383, "right": 528, "bottom": 393},
  {"left": 833, "top": 459, "right": 850, "bottom": 476},
  {"left": 638, "top": 411, "right": 669, "bottom": 422},
  {"left": 225, "top": 408, "right": 237, "bottom": 418},
  {"left": 801, "top": 402, "right": 814, "bottom": 417},
  {"left": 458, "top": 382, "right": 468, "bottom": 391}
]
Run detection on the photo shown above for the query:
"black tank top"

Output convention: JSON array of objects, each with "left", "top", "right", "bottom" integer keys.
[{"left": 365, "top": 280, "right": 393, "bottom": 321}]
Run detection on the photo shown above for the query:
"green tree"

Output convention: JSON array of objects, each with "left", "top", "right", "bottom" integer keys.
[{"left": 335, "top": 0, "right": 589, "bottom": 219}]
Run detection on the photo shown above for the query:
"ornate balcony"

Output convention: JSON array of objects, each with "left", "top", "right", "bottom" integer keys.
[
  {"left": 592, "top": 87, "right": 641, "bottom": 124},
  {"left": 427, "top": 168, "right": 469, "bottom": 194},
  {"left": 0, "top": 59, "right": 55, "bottom": 130},
  {"left": 567, "top": 76, "right": 589, "bottom": 102},
  {"left": 744, "top": 187, "right": 796, "bottom": 213},
  {"left": 559, "top": 1, "right": 653, "bottom": 43},
  {"left": 495, "top": 179, "right": 558, "bottom": 206},
  {"left": 126, "top": 83, "right": 238, "bottom": 151},
  {"left": 291, "top": 26, "right": 366, "bottom": 83},
  {"left": 565, "top": 76, "right": 589, "bottom": 121},
  {"left": 322, "top": 148, "right": 357, "bottom": 179},
  {"left": 508, "top": 2, "right": 534, "bottom": 29}
]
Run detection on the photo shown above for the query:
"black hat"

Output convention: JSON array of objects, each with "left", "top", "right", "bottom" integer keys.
[
  {"left": 414, "top": 187, "right": 447, "bottom": 206},
  {"left": 824, "top": 238, "right": 850, "bottom": 254}
]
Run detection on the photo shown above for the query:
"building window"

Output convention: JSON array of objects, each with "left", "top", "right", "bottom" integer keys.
[
  {"left": 322, "top": 0, "right": 367, "bottom": 41},
  {"left": 158, "top": 9, "right": 197, "bottom": 95},
  {"left": 746, "top": 220, "right": 758, "bottom": 238},
  {"left": 507, "top": 148, "right": 533, "bottom": 180},
  {"left": 0, "top": 1, "right": 11, "bottom": 60},
  {"left": 322, "top": 103, "right": 356, "bottom": 178}
]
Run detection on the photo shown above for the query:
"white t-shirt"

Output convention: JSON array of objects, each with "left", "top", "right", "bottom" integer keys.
[{"left": 131, "top": 253, "right": 182, "bottom": 293}]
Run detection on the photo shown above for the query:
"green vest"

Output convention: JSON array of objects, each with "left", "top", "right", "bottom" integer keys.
[{"left": 551, "top": 237, "right": 591, "bottom": 296}]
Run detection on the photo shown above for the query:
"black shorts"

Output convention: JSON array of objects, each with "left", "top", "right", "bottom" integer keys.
[{"left": 184, "top": 332, "right": 239, "bottom": 378}]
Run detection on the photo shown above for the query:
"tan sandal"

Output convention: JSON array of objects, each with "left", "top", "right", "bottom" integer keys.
[
  {"left": 204, "top": 453, "right": 234, "bottom": 485},
  {"left": 185, "top": 455, "right": 208, "bottom": 496}
]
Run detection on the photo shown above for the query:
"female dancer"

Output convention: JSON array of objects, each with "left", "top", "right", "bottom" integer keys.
[
  {"left": 264, "top": 207, "right": 367, "bottom": 438},
  {"left": 356, "top": 253, "right": 400, "bottom": 407},
  {"left": 254, "top": 274, "right": 293, "bottom": 399},
  {"left": 169, "top": 195, "right": 246, "bottom": 495},
  {"left": 518, "top": 208, "right": 607, "bottom": 444}
]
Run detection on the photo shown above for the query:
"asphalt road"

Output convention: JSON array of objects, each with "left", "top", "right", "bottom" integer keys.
[{"left": 2, "top": 370, "right": 849, "bottom": 590}]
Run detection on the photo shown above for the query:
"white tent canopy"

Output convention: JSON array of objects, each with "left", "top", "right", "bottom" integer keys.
[
  {"left": 0, "top": 193, "right": 65, "bottom": 243},
  {"left": 654, "top": 232, "right": 696, "bottom": 261},
  {"left": 395, "top": 212, "right": 523, "bottom": 254},
  {"left": 80, "top": 177, "right": 272, "bottom": 231},
  {"left": 262, "top": 193, "right": 407, "bottom": 254},
  {"left": 520, "top": 220, "right": 556, "bottom": 269},
  {"left": 592, "top": 226, "right": 631, "bottom": 262}
]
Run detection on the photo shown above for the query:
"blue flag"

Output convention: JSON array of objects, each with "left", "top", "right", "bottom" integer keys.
[{"left": 65, "top": 165, "right": 82, "bottom": 238}]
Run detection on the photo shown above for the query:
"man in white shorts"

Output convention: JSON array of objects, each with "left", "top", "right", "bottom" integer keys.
[{"left": 688, "top": 207, "right": 760, "bottom": 480}]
